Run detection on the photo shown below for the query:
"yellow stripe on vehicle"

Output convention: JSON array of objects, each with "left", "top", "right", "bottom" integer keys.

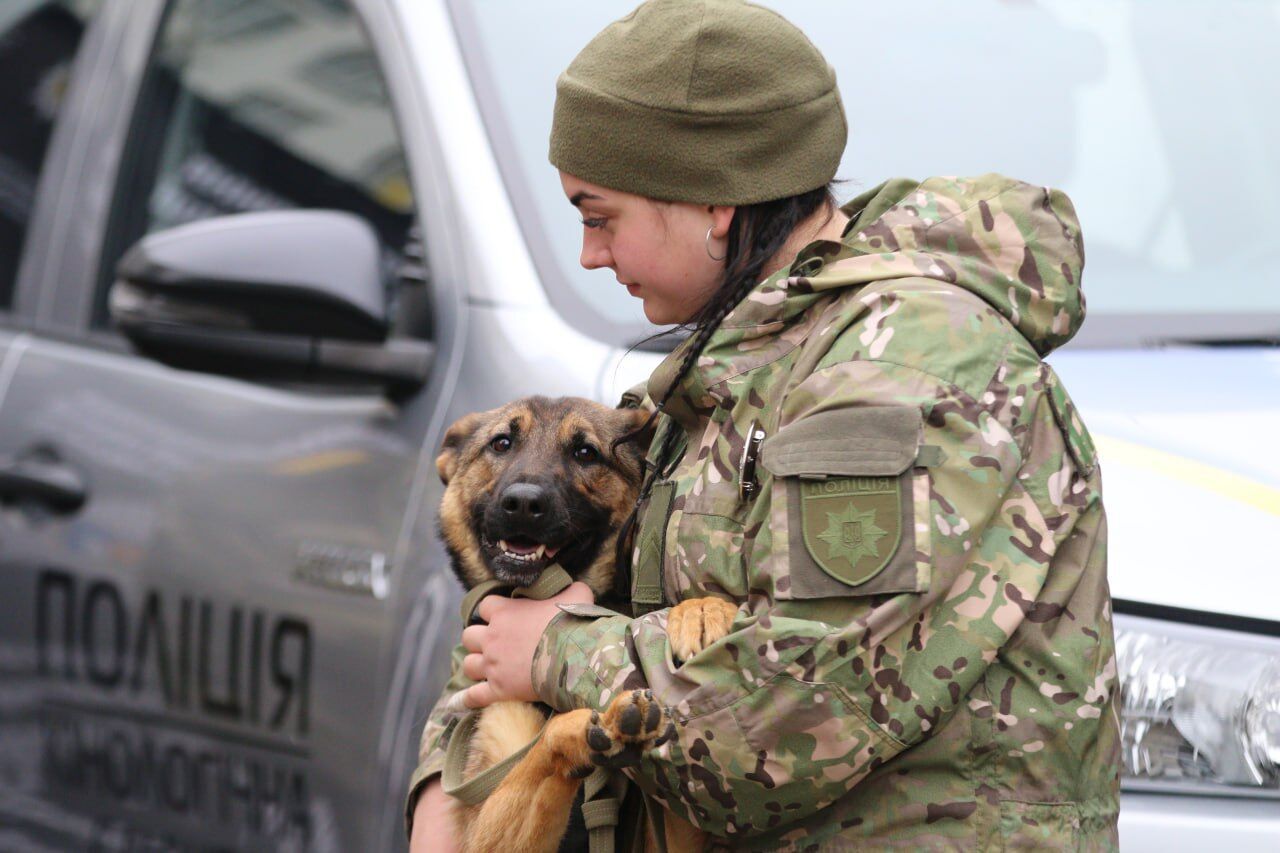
[
  {"left": 273, "top": 449, "right": 370, "bottom": 476},
  {"left": 1094, "top": 434, "right": 1280, "bottom": 517}
]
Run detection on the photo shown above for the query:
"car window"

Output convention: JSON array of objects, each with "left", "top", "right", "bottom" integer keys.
[
  {"left": 93, "top": 0, "right": 424, "bottom": 336},
  {"left": 0, "top": 0, "right": 102, "bottom": 310},
  {"left": 451, "top": 0, "right": 1280, "bottom": 347}
]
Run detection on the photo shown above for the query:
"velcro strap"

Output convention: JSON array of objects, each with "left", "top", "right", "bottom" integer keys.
[{"left": 632, "top": 482, "right": 675, "bottom": 615}]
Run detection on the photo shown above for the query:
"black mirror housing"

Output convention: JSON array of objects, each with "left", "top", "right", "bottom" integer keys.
[
  {"left": 108, "top": 210, "right": 432, "bottom": 397},
  {"left": 113, "top": 209, "right": 389, "bottom": 341}
]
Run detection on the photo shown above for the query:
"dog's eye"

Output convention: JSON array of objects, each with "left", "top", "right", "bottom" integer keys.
[
  {"left": 489, "top": 435, "right": 512, "bottom": 453},
  {"left": 572, "top": 445, "right": 600, "bottom": 464}
]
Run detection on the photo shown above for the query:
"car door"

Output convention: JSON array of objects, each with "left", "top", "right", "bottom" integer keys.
[
  {"left": 0, "top": 0, "right": 110, "bottom": 845},
  {"left": 0, "top": 0, "right": 100, "bottom": 417},
  {"left": 0, "top": 1, "right": 455, "bottom": 849}
]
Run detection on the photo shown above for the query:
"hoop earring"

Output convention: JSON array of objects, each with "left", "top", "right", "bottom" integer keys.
[{"left": 705, "top": 226, "right": 727, "bottom": 262}]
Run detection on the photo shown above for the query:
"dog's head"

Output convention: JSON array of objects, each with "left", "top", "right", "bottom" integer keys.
[{"left": 435, "top": 396, "right": 654, "bottom": 596}]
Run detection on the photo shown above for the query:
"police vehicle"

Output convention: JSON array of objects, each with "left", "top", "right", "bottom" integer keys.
[{"left": 0, "top": 1, "right": 1276, "bottom": 850}]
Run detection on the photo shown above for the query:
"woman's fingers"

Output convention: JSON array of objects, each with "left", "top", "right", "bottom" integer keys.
[
  {"left": 458, "top": 590, "right": 581, "bottom": 707},
  {"left": 559, "top": 582, "right": 595, "bottom": 605},
  {"left": 464, "top": 680, "right": 499, "bottom": 709},
  {"left": 475, "top": 594, "right": 506, "bottom": 623},
  {"left": 461, "top": 623, "right": 487, "bottom": 653}
]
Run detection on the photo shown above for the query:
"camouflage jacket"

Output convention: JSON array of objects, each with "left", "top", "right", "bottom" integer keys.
[{"left": 414, "top": 174, "right": 1121, "bottom": 850}]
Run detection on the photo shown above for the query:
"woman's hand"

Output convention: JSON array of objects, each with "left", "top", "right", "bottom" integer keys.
[{"left": 460, "top": 582, "right": 594, "bottom": 708}]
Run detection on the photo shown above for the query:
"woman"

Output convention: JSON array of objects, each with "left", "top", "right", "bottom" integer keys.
[{"left": 409, "top": 1, "right": 1120, "bottom": 849}]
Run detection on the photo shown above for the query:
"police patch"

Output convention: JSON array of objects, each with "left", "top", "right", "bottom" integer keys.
[{"left": 800, "top": 476, "right": 902, "bottom": 586}]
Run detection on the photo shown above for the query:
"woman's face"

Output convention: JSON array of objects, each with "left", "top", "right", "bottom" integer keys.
[{"left": 558, "top": 171, "right": 733, "bottom": 326}]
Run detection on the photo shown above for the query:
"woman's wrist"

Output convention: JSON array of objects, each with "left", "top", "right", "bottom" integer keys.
[
  {"left": 410, "top": 778, "right": 459, "bottom": 853},
  {"left": 531, "top": 605, "right": 639, "bottom": 713},
  {"left": 529, "top": 604, "right": 579, "bottom": 706}
]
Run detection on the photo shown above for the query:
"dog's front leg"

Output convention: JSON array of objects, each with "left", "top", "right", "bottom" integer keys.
[
  {"left": 462, "top": 690, "right": 677, "bottom": 852},
  {"left": 461, "top": 708, "right": 596, "bottom": 853}
]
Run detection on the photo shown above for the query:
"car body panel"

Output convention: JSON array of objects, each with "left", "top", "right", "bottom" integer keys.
[
  {"left": 0, "top": 335, "right": 426, "bottom": 850},
  {"left": 1119, "top": 792, "right": 1280, "bottom": 852},
  {"left": 1051, "top": 348, "right": 1280, "bottom": 622}
]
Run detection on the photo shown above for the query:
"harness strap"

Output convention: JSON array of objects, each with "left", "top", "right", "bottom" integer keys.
[
  {"left": 458, "top": 579, "right": 507, "bottom": 625},
  {"left": 644, "top": 792, "right": 669, "bottom": 853},
  {"left": 442, "top": 564, "right": 630, "bottom": 851},
  {"left": 631, "top": 416, "right": 687, "bottom": 618},
  {"left": 458, "top": 563, "right": 578, "bottom": 626},
  {"left": 441, "top": 712, "right": 542, "bottom": 807},
  {"left": 632, "top": 482, "right": 675, "bottom": 616},
  {"left": 581, "top": 767, "right": 626, "bottom": 853},
  {"left": 580, "top": 795, "right": 619, "bottom": 831}
]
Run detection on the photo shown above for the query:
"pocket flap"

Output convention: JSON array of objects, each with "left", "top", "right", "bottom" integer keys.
[{"left": 761, "top": 407, "right": 922, "bottom": 478}]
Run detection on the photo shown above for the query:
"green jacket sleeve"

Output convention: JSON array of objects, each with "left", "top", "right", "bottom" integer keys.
[
  {"left": 531, "top": 358, "right": 1084, "bottom": 841},
  {"left": 404, "top": 640, "right": 475, "bottom": 836}
]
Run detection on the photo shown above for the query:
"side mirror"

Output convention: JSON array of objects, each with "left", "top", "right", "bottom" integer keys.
[{"left": 109, "top": 210, "right": 431, "bottom": 395}]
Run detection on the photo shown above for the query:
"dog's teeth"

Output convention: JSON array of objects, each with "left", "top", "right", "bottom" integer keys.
[
  {"left": 499, "top": 539, "right": 510, "bottom": 553},
  {"left": 535, "top": 544, "right": 546, "bottom": 559}
]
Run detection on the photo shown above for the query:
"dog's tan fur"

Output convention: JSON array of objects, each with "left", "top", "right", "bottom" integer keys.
[{"left": 434, "top": 397, "right": 727, "bottom": 852}]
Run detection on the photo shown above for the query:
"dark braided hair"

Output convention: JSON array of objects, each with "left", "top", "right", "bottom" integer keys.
[{"left": 610, "top": 182, "right": 839, "bottom": 599}]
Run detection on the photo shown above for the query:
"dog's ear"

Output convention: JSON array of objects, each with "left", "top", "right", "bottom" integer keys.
[
  {"left": 612, "top": 407, "right": 658, "bottom": 467},
  {"left": 436, "top": 411, "right": 485, "bottom": 485}
]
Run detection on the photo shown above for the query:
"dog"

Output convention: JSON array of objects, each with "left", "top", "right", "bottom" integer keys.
[{"left": 435, "top": 396, "right": 734, "bottom": 852}]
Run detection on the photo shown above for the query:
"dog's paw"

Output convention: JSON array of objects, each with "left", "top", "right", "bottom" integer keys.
[
  {"left": 586, "top": 689, "right": 675, "bottom": 769},
  {"left": 667, "top": 597, "right": 737, "bottom": 664}
]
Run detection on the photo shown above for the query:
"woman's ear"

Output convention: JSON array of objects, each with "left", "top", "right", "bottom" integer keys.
[
  {"left": 708, "top": 204, "right": 736, "bottom": 240},
  {"left": 435, "top": 411, "right": 485, "bottom": 484}
]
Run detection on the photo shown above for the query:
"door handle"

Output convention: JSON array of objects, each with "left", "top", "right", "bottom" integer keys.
[{"left": 0, "top": 448, "right": 88, "bottom": 513}]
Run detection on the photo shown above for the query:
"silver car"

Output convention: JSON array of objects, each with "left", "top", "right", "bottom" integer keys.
[{"left": 0, "top": 1, "right": 1276, "bottom": 850}]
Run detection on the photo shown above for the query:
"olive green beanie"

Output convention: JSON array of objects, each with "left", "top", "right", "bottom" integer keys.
[{"left": 549, "top": 0, "right": 847, "bottom": 205}]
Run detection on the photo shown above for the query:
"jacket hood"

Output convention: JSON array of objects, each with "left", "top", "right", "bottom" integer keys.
[
  {"left": 648, "top": 174, "right": 1086, "bottom": 420},
  {"left": 825, "top": 174, "right": 1086, "bottom": 355}
]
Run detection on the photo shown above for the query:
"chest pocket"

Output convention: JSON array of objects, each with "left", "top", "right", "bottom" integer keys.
[{"left": 760, "top": 406, "right": 934, "bottom": 599}]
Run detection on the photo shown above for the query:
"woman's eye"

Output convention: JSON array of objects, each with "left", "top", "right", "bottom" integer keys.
[
  {"left": 573, "top": 445, "right": 600, "bottom": 463},
  {"left": 489, "top": 435, "right": 512, "bottom": 453},
  {"left": 580, "top": 217, "right": 607, "bottom": 230}
]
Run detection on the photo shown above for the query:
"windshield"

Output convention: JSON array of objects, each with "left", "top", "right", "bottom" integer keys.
[{"left": 450, "top": 0, "right": 1280, "bottom": 348}]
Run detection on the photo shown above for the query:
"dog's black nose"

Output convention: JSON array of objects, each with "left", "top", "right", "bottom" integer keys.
[{"left": 500, "top": 483, "right": 547, "bottom": 521}]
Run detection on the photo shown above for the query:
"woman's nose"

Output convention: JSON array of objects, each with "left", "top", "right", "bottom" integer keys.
[{"left": 579, "top": 236, "right": 611, "bottom": 271}]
